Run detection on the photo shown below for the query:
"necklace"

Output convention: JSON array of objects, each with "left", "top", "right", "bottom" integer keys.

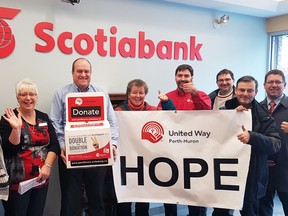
[
  {"left": 28, "top": 124, "right": 36, "bottom": 134},
  {"left": 18, "top": 109, "right": 37, "bottom": 134}
]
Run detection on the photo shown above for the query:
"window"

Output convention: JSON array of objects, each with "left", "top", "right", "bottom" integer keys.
[{"left": 270, "top": 33, "right": 288, "bottom": 74}]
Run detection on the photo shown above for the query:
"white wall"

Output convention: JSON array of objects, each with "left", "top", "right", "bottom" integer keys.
[
  {"left": 0, "top": 0, "right": 268, "bottom": 215},
  {"left": 1, "top": 0, "right": 267, "bottom": 114}
]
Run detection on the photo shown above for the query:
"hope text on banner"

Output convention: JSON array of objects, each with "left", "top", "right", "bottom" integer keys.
[{"left": 113, "top": 110, "right": 252, "bottom": 210}]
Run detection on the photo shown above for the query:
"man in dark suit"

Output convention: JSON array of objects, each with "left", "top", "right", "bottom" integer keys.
[{"left": 259, "top": 69, "right": 288, "bottom": 215}]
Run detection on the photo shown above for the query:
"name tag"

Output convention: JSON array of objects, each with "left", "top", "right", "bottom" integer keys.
[{"left": 39, "top": 122, "right": 47, "bottom": 127}]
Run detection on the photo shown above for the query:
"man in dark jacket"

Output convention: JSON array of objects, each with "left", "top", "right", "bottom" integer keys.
[
  {"left": 224, "top": 75, "right": 281, "bottom": 216},
  {"left": 259, "top": 69, "right": 288, "bottom": 215},
  {"left": 209, "top": 69, "right": 236, "bottom": 110}
]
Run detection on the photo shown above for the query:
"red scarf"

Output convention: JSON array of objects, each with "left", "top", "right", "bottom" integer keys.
[{"left": 128, "top": 100, "right": 145, "bottom": 110}]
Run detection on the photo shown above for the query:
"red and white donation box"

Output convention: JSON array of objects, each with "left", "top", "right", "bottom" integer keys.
[{"left": 64, "top": 92, "right": 113, "bottom": 169}]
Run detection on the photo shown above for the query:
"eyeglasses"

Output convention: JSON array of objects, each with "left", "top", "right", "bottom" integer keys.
[
  {"left": 265, "top": 81, "right": 284, "bottom": 85},
  {"left": 217, "top": 78, "right": 232, "bottom": 83},
  {"left": 18, "top": 93, "right": 37, "bottom": 98}
]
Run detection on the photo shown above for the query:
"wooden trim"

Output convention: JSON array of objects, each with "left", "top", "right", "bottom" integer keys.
[{"left": 109, "top": 93, "right": 126, "bottom": 106}]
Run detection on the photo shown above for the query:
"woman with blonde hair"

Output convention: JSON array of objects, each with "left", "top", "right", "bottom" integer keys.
[{"left": 0, "top": 78, "right": 60, "bottom": 216}]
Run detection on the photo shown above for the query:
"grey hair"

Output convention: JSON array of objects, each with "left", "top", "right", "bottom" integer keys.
[{"left": 15, "top": 78, "right": 38, "bottom": 96}]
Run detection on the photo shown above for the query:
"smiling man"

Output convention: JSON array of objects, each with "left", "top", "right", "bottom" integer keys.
[
  {"left": 224, "top": 75, "right": 281, "bottom": 216},
  {"left": 259, "top": 69, "right": 288, "bottom": 216},
  {"left": 158, "top": 64, "right": 211, "bottom": 216},
  {"left": 50, "top": 58, "right": 119, "bottom": 216},
  {"left": 209, "top": 69, "right": 235, "bottom": 110},
  {"left": 158, "top": 64, "right": 211, "bottom": 111},
  {"left": 210, "top": 71, "right": 236, "bottom": 215}
]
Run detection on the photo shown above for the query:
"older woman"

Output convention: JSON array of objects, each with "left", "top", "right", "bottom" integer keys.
[
  {"left": 0, "top": 78, "right": 60, "bottom": 216},
  {"left": 115, "top": 79, "right": 175, "bottom": 111},
  {"left": 115, "top": 79, "right": 175, "bottom": 216}
]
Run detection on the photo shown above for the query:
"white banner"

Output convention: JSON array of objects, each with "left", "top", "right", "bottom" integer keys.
[{"left": 113, "top": 110, "right": 252, "bottom": 210}]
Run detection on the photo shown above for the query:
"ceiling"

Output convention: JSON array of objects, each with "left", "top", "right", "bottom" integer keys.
[{"left": 159, "top": 0, "right": 288, "bottom": 18}]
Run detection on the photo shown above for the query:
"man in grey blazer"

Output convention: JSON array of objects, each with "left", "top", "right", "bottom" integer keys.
[{"left": 259, "top": 69, "right": 288, "bottom": 216}]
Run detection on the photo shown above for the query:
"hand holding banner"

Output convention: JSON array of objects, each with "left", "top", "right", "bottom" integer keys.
[{"left": 113, "top": 110, "right": 252, "bottom": 210}]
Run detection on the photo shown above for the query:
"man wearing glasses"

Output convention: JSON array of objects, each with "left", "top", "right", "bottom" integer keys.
[
  {"left": 224, "top": 75, "right": 281, "bottom": 216},
  {"left": 259, "top": 69, "right": 288, "bottom": 216},
  {"left": 209, "top": 70, "right": 236, "bottom": 216},
  {"left": 209, "top": 69, "right": 236, "bottom": 110}
]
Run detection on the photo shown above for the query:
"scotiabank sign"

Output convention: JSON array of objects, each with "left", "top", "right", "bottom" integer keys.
[{"left": 34, "top": 22, "right": 203, "bottom": 60}]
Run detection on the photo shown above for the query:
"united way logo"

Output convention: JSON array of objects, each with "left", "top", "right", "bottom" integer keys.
[
  {"left": 0, "top": 7, "right": 21, "bottom": 58},
  {"left": 141, "top": 121, "right": 164, "bottom": 144}
]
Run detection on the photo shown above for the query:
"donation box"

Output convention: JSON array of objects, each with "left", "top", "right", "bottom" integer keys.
[{"left": 65, "top": 92, "right": 113, "bottom": 169}]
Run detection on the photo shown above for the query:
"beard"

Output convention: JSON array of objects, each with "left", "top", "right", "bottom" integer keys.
[{"left": 177, "top": 81, "right": 189, "bottom": 90}]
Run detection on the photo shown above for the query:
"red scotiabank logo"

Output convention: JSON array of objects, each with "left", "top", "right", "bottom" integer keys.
[
  {"left": 141, "top": 121, "right": 164, "bottom": 144},
  {"left": 34, "top": 23, "right": 203, "bottom": 60},
  {"left": 0, "top": 7, "right": 21, "bottom": 59}
]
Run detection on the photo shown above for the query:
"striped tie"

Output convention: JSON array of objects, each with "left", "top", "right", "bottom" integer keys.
[{"left": 269, "top": 100, "right": 276, "bottom": 114}]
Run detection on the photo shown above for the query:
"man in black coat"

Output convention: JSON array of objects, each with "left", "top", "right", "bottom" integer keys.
[
  {"left": 259, "top": 69, "right": 288, "bottom": 215},
  {"left": 224, "top": 75, "right": 281, "bottom": 216}
]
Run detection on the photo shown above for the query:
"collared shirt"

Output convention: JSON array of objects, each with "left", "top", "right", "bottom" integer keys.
[
  {"left": 50, "top": 83, "right": 118, "bottom": 149},
  {"left": 267, "top": 94, "right": 284, "bottom": 110},
  {"left": 163, "top": 89, "right": 211, "bottom": 110}
]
